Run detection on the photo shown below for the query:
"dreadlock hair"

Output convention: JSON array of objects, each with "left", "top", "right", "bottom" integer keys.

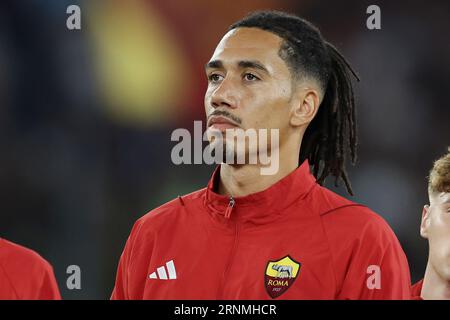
[{"left": 229, "top": 10, "right": 359, "bottom": 195}]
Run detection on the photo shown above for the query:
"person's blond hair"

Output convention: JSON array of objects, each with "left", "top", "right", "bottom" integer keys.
[{"left": 428, "top": 147, "right": 450, "bottom": 194}]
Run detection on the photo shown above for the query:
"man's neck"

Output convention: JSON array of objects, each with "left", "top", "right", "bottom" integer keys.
[
  {"left": 421, "top": 261, "right": 450, "bottom": 300},
  {"left": 217, "top": 142, "right": 300, "bottom": 197}
]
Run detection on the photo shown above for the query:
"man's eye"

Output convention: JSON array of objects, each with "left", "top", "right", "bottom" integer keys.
[
  {"left": 244, "top": 73, "right": 259, "bottom": 81},
  {"left": 208, "top": 74, "right": 223, "bottom": 82}
]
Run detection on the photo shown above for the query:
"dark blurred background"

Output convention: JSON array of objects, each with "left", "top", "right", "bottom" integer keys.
[{"left": 0, "top": 0, "right": 449, "bottom": 299}]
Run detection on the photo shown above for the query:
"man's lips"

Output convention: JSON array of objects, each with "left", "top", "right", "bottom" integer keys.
[{"left": 207, "top": 116, "right": 240, "bottom": 130}]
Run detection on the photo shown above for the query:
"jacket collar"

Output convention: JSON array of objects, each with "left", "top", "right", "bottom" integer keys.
[
  {"left": 411, "top": 279, "right": 423, "bottom": 300},
  {"left": 203, "top": 160, "right": 317, "bottom": 225}
]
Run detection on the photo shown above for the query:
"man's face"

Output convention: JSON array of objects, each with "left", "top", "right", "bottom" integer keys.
[
  {"left": 421, "top": 192, "right": 450, "bottom": 280},
  {"left": 204, "top": 27, "right": 295, "bottom": 162}
]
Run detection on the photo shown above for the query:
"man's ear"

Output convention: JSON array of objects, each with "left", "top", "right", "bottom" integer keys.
[
  {"left": 290, "top": 88, "right": 320, "bottom": 127},
  {"left": 420, "top": 205, "right": 431, "bottom": 239}
]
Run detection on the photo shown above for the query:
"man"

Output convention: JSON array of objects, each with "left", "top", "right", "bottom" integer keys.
[
  {"left": 412, "top": 148, "right": 450, "bottom": 300},
  {"left": 111, "top": 10, "right": 411, "bottom": 299},
  {"left": 0, "top": 238, "right": 61, "bottom": 299}
]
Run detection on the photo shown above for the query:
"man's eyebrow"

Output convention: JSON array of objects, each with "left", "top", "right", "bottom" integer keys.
[
  {"left": 205, "top": 60, "right": 223, "bottom": 70},
  {"left": 204, "top": 59, "right": 269, "bottom": 74},
  {"left": 238, "top": 60, "right": 270, "bottom": 74}
]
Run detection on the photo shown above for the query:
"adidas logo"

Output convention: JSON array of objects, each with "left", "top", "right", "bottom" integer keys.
[{"left": 149, "top": 260, "right": 177, "bottom": 280}]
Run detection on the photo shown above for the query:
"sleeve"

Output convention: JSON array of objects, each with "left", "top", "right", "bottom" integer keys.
[
  {"left": 0, "top": 240, "right": 61, "bottom": 300},
  {"left": 37, "top": 263, "right": 61, "bottom": 300},
  {"left": 110, "top": 219, "right": 143, "bottom": 300},
  {"left": 323, "top": 207, "right": 412, "bottom": 299},
  {"left": 337, "top": 233, "right": 411, "bottom": 299}
]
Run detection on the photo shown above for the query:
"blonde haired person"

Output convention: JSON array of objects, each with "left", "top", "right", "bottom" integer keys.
[{"left": 413, "top": 148, "right": 450, "bottom": 299}]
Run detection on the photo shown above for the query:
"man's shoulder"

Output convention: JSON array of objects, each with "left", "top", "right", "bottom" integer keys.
[
  {"left": 133, "top": 188, "right": 206, "bottom": 231},
  {"left": 308, "top": 184, "right": 362, "bottom": 215},
  {"left": 312, "top": 188, "right": 408, "bottom": 282},
  {"left": 312, "top": 186, "right": 397, "bottom": 243},
  {"left": 0, "top": 238, "right": 53, "bottom": 278}
]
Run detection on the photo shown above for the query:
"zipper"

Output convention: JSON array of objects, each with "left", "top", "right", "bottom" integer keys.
[
  {"left": 217, "top": 196, "right": 240, "bottom": 298},
  {"left": 224, "top": 196, "right": 235, "bottom": 219}
]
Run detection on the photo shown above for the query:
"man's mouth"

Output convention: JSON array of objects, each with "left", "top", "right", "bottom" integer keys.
[{"left": 207, "top": 116, "right": 240, "bottom": 131}]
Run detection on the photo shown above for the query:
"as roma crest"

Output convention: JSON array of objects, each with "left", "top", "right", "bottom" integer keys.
[{"left": 265, "top": 255, "right": 301, "bottom": 299}]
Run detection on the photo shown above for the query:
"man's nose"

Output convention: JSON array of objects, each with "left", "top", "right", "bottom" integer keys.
[{"left": 210, "top": 77, "right": 238, "bottom": 109}]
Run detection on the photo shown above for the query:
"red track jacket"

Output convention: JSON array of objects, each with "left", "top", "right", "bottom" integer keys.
[
  {"left": 411, "top": 279, "right": 423, "bottom": 300},
  {"left": 111, "top": 161, "right": 411, "bottom": 299},
  {"left": 0, "top": 238, "right": 61, "bottom": 300}
]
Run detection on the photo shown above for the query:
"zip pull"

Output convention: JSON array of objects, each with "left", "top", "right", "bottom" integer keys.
[{"left": 224, "top": 196, "right": 235, "bottom": 219}]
